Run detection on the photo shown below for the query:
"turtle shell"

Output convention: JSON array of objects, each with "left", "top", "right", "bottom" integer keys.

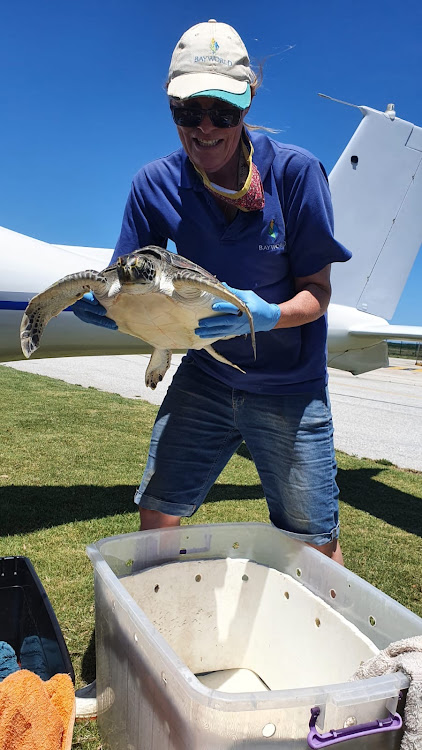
[{"left": 111, "top": 246, "right": 219, "bottom": 282}]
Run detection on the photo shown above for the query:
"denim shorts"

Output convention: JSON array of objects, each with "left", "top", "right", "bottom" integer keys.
[{"left": 135, "top": 357, "right": 340, "bottom": 546}]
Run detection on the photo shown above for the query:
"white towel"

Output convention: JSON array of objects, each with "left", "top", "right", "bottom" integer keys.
[{"left": 351, "top": 635, "right": 422, "bottom": 750}]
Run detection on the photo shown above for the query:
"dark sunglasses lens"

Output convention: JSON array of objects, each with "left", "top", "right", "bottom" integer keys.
[
  {"left": 171, "top": 105, "right": 242, "bottom": 129},
  {"left": 171, "top": 108, "right": 203, "bottom": 127},
  {"left": 210, "top": 109, "right": 242, "bottom": 128}
]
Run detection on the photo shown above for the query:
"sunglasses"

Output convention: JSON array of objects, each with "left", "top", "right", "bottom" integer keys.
[{"left": 170, "top": 104, "right": 244, "bottom": 129}]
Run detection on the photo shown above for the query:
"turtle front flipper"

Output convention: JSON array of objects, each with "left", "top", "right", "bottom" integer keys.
[
  {"left": 173, "top": 274, "right": 256, "bottom": 359},
  {"left": 145, "top": 348, "right": 172, "bottom": 389},
  {"left": 20, "top": 270, "right": 109, "bottom": 358}
]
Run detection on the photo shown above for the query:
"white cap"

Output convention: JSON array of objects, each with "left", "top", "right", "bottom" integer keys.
[{"left": 167, "top": 20, "right": 253, "bottom": 108}]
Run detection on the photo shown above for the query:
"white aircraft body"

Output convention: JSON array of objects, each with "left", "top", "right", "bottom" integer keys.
[{"left": 1, "top": 101, "right": 422, "bottom": 373}]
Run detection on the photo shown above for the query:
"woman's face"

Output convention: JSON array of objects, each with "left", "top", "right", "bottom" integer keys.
[{"left": 172, "top": 97, "right": 247, "bottom": 181}]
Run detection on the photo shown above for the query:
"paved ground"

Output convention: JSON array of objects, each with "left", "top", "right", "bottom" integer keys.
[
  {"left": 328, "top": 360, "right": 422, "bottom": 471},
  {"left": 3, "top": 355, "right": 421, "bottom": 472}
]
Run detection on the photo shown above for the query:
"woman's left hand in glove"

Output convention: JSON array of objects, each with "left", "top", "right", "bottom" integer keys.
[{"left": 195, "top": 284, "right": 281, "bottom": 339}]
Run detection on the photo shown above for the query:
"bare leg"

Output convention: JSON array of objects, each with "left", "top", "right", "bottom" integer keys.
[
  {"left": 307, "top": 539, "right": 344, "bottom": 565},
  {"left": 140, "top": 508, "right": 181, "bottom": 531}
]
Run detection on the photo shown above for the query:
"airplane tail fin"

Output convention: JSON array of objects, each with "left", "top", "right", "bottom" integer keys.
[{"left": 328, "top": 102, "right": 422, "bottom": 320}]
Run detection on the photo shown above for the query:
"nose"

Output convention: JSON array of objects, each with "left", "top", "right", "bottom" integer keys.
[{"left": 197, "top": 113, "right": 215, "bottom": 134}]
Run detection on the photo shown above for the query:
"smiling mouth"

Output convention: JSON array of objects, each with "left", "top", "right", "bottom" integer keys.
[{"left": 194, "top": 138, "right": 221, "bottom": 147}]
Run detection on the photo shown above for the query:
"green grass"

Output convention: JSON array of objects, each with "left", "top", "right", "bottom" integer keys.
[{"left": 0, "top": 366, "right": 421, "bottom": 749}]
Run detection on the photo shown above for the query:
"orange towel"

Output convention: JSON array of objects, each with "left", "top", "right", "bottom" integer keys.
[{"left": 0, "top": 669, "right": 75, "bottom": 750}]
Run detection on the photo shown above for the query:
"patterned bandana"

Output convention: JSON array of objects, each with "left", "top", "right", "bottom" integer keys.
[{"left": 193, "top": 132, "right": 265, "bottom": 212}]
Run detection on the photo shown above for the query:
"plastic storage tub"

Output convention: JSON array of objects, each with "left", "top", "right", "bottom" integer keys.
[
  {"left": 0, "top": 556, "right": 74, "bottom": 682},
  {"left": 87, "top": 524, "right": 422, "bottom": 749}
]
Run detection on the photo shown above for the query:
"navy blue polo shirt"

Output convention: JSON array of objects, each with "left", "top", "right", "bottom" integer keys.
[{"left": 112, "top": 130, "right": 351, "bottom": 394}]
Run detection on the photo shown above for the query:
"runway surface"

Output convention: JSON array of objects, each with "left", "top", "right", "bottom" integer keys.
[
  {"left": 328, "top": 360, "right": 421, "bottom": 471},
  {"left": 3, "top": 355, "right": 421, "bottom": 472}
]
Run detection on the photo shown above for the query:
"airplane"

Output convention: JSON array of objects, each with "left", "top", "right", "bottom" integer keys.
[{"left": 1, "top": 98, "right": 422, "bottom": 375}]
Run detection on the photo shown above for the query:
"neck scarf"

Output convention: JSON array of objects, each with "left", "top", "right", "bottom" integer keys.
[{"left": 193, "top": 132, "right": 265, "bottom": 212}]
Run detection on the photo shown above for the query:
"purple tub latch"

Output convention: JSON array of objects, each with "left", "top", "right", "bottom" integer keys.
[{"left": 307, "top": 705, "right": 402, "bottom": 747}]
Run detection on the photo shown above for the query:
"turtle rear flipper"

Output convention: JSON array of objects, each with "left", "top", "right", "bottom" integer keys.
[
  {"left": 20, "top": 270, "right": 109, "bottom": 358},
  {"left": 204, "top": 345, "right": 246, "bottom": 374},
  {"left": 145, "top": 348, "right": 172, "bottom": 389}
]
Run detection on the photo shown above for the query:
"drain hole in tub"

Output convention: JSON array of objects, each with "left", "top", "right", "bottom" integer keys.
[
  {"left": 330, "top": 589, "right": 336, "bottom": 599},
  {"left": 262, "top": 723, "right": 276, "bottom": 738},
  {"left": 154, "top": 585, "right": 159, "bottom": 593},
  {"left": 369, "top": 615, "right": 376, "bottom": 626},
  {"left": 195, "top": 575, "right": 201, "bottom": 582}
]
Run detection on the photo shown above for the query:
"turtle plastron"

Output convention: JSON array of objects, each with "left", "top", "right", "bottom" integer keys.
[{"left": 20, "top": 246, "right": 256, "bottom": 388}]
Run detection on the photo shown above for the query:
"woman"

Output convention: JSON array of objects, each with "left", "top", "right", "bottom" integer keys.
[{"left": 73, "top": 19, "right": 351, "bottom": 562}]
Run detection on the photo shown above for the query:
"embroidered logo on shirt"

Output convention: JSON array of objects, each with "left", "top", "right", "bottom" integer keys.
[
  {"left": 268, "top": 219, "right": 279, "bottom": 240},
  {"left": 210, "top": 38, "right": 219, "bottom": 54},
  {"left": 259, "top": 242, "right": 286, "bottom": 251},
  {"left": 260, "top": 220, "right": 286, "bottom": 251}
]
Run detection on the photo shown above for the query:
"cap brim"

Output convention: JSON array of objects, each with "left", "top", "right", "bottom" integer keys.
[
  {"left": 189, "top": 87, "right": 251, "bottom": 109},
  {"left": 168, "top": 73, "right": 250, "bottom": 103}
]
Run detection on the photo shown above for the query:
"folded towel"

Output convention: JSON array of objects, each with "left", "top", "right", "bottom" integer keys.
[
  {"left": 45, "top": 673, "right": 76, "bottom": 750},
  {"left": 0, "top": 669, "right": 75, "bottom": 750},
  {"left": 20, "top": 635, "right": 50, "bottom": 680},
  {"left": 352, "top": 635, "right": 422, "bottom": 750},
  {"left": 0, "top": 643, "right": 20, "bottom": 682}
]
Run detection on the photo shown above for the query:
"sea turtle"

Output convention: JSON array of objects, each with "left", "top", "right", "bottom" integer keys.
[{"left": 20, "top": 246, "right": 256, "bottom": 389}]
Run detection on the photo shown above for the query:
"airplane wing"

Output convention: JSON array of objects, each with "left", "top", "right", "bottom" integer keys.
[{"left": 349, "top": 324, "right": 422, "bottom": 342}]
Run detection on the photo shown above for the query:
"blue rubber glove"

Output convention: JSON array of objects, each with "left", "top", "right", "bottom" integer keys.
[
  {"left": 70, "top": 292, "right": 118, "bottom": 330},
  {"left": 196, "top": 285, "right": 281, "bottom": 339}
]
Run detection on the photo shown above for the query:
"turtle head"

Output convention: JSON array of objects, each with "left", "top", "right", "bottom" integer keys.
[{"left": 116, "top": 253, "right": 157, "bottom": 287}]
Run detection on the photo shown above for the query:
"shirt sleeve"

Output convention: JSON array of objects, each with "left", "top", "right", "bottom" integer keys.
[
  {"left": 110, "top": 172, "right": 168, "bottom": 265},
  {"left": 283, "top": 156, "right": 352, "bottom": 277}
]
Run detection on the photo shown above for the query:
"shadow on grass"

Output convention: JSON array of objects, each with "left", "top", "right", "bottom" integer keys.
[
  {"left": 1, "top": 452, "right": 420, "bottom": 537},
  {"left": 338, "top": 467, "right": 421, "bottom": 537},
  {"left": 1, "top": 485, "right": 137, "bottom": 536},
  {"left": 0, "top": 482, "right": 265, "bottom": 536},
  {"left": 81, "top": 628, "right": 96, "bottom": 685}
]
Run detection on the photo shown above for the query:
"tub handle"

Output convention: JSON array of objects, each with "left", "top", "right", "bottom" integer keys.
[{"left": 307, "top": 706, "right": 402, "bottom": 747}]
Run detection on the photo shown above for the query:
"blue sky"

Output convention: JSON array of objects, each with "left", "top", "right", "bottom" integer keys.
[{"left": 1, "top": 0, "right": 421, "bottom": 325}]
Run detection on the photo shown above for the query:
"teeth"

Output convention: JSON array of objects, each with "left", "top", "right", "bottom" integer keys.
[{"left": 197, "top": 139, "right": 219, "bottom": 146}]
